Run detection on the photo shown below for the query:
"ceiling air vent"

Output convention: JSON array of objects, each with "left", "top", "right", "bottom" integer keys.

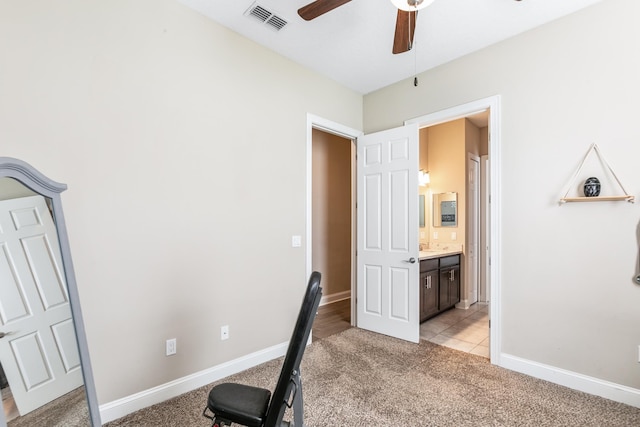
[{"left": 244, "top": 3, "right": 289, "bottom": 32}]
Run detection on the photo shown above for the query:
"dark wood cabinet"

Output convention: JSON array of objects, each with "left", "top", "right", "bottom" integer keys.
[
  {"left": 439, "top": 264, "right": 460, "bottom": 311},
  {"left": 420, "top": 270, "right": 439, "bottom": 321},
  {"left": 420, "top": 254, "right": 460, "bottom": 322}
]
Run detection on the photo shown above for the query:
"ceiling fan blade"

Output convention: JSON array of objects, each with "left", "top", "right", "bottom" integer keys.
[
  {"left": 393, "top": 9, "right": 417, "bottom": 54},
  {"left": 298, "top": 0, "right": 352, "bottom": 21}
]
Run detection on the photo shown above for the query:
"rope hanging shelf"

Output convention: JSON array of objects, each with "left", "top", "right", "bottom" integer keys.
[{"left": 559, "top": 143, "right": 634, "bottom": 204}]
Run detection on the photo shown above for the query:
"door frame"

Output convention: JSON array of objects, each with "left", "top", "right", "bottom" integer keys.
[
  {"left": 305, "top": 114, "right": 362, "bottom": 326},
  {"left": 466, "top": 153, "right": 481, "bottom": 307},
  {"left": 405, "top": 95, "right": 502, "bottom": 364},
  {"left": 480, "top": 154, "right": 490, "bottom": 303}
]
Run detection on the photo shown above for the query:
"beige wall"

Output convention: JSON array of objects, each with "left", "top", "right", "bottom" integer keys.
[
  {"left": 311, "top": 129, "right": 352, "bottom": 297},
  {"left": 365, "top": 0, "right": 640, "bottom": 390},
  {"left": 465, "top": 120, "right": 480, "bottom": 159},
  {"left": 427, "top": 119, "right": 466, "bottom": 245},
  {"left": 0, "top": 178, "right": 37, "bottom": 201},
  {"left": 0, "top": 0, "right": 362, "bottom": 405},
  {"left": 418, "top": 128, "right": 430, "bottom": 242},
  {"left": 479, "top": 127, "right": 489, "bottom": 157}
]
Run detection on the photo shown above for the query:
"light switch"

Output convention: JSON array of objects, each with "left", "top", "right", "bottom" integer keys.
[{"left": 291, "top": 235, "right": 302, "bottom": 247}]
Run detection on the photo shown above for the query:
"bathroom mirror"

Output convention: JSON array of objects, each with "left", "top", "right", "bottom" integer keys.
[
  {"left": 433, "top": 192, "right": 457, "bottom": 227},
  {"left": 0, "top": 158, "right": 100, "bottom": 426}
]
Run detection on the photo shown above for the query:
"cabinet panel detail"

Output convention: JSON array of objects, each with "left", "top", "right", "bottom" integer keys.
[{"left": 419, "top": 254, "right": 460, "bottom": 322}]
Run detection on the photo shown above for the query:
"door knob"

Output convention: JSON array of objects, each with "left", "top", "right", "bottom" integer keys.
[{"left": 404, "top": 257, "right": 416, "bottom": 264}]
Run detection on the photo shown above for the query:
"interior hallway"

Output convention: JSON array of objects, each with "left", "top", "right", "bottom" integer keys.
[{"left": 312, "top": 298, "right": 351, "bottom": 342}]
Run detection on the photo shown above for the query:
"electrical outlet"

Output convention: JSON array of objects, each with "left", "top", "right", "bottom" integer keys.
[
  {"left": 433, "top": 231, "right": 438, "bottom": 239},
  {"left": 166, "top": 338, "right": 177, "bottom": 356},
  {"left": 291, "top": 235, "right": 302, "bottom": 247},
  {"left": 451, "top": 232, "right": 457, "bottom": 240},
  {"left": 221, "top": 325, "right": 229, "bottom": 341}
]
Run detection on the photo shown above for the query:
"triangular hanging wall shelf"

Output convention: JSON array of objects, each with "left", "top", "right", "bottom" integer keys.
[{"left": 559, "top": 143, "right": 634, "bottom": 204}]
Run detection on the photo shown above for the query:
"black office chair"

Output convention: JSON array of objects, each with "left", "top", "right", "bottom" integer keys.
[{"left": 203, "top": 272, "right": 322, "bottom": 427}]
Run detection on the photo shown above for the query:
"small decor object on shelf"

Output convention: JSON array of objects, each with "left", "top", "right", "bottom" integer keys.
[
  {"left": 559, "top": 143, "right": 634, "bottom": 204},
  {"left": 583, "top": 177, "right": 601, "bottom": 197}
]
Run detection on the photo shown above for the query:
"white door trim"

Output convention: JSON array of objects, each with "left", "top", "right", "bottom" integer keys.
[
  {"left": 404, "top": 95, "right": 502, "bottom": 365},
  {"left": 305, "top": 114, "right": 363, "bottom": 325},
  {"left": 465, "top": 153, "right": 481, "bottom": 307},
  {"left": 480, "top": 155, "right": 490, "bottom": 303}
]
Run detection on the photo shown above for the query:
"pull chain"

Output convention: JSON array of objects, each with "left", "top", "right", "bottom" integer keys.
[
  {"left": 414, "top": 40, "right": 418, "bottom": 86},
  {"left": 412, "top": 11, "right": 418, "bottom": 86}
]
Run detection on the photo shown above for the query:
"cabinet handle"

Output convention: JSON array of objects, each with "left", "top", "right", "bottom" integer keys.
[
  {"left": 427, "top": 276, "right": 431, "bottom": 289},
  {"left": 449, "top": 270, "right": 455, "bottom": 281}
]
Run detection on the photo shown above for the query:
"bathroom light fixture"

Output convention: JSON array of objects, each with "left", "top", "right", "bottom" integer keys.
[
  {"left": 390, "top": 0, "right": 435, "bottom": 12},
  {"left": 419, "top": 170, "right": 430, "bottom": 186}
]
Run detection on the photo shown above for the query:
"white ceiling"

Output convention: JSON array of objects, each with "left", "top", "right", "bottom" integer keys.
[{"left": 178, "top": 0, "right": 603, "bottom": 94}]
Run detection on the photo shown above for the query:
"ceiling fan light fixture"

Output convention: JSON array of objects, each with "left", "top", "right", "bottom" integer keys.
[{"left": 390, "top": 0, "right": 435, "bottom": 12}]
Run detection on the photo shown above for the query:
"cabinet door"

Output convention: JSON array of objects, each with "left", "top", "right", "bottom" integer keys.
[
  {"left": 449, "top": 265, "right": 460, "bottom": 306},
  {"left": 439, "top": 265, "right": 461, "bottom": 310},
  {"left": 439, "top": 268, "right": 451, "bottom": 310},
  {"left": 421, "top": 270, "right": 439, "bottom": 321}
]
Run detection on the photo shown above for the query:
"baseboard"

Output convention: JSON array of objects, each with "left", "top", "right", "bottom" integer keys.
[
  {"left": 319, "top": 290, "right": 350, "bottom": 306},
  {"left": 500, "top": 353, "right": 640, "bottom": 408},
  {"left": 455, "top": 299, "right": 472, "bottom": 310},
  {"left": 99, "top": 341, "right": 289, "bottom": 423}
]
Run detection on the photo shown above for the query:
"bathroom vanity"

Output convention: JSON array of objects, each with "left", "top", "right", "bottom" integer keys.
[{"left": 419, "top": 250, "right": 461, "bottom": 322}]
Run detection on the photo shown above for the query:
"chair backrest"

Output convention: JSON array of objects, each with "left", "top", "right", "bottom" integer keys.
[{"left": 263, "top": 271, "right": 322, "bottom": 427}]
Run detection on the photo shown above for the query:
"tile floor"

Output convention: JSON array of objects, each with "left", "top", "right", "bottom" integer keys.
[{"left": 420, "top": 302, "right": 489, "bottom": 358}]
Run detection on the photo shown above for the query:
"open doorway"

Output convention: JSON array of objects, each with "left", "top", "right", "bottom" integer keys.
[
  {"left": 407, "top": 95, "right": 501, "bottom": 363},
  {"left": 307, "top": 119, "right": 361, "bottom": 342},
  {"left": 416, "top": 112, "right": 490, "bottom": 358}
]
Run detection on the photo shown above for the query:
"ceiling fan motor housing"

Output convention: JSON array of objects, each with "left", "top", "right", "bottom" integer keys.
[{"left": 391, "top": 0, "right": 436, "bottom": 12}]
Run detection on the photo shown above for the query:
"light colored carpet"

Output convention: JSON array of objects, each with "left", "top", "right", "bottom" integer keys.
[
  {"left": 106, "top": 328, "right": 640, "bottom": 426},
  {"left": 7, "top": 386, "right": 89, "bottom": 427}
]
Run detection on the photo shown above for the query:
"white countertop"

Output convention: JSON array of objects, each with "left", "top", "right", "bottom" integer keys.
[{"left": 418, "top": 247, "right": 462, "bottom": 260}]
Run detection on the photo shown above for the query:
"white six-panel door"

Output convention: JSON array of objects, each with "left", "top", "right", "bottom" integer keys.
[
  {"left": 357, "top": 124, "right": 420, "bottom": 343},
  {"left": 0, "top": 195, "right": 82, "bottom": 415}
]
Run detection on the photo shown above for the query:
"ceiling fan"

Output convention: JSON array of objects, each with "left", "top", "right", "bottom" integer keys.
[{"left": 297, "top": 0, "right": 435, "bottom": 54}]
